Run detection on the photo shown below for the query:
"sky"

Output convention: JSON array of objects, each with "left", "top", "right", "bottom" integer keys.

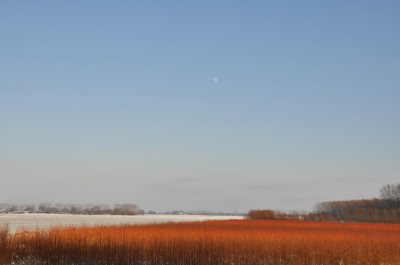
[{"left": 1, "top": 1, "right": 399, "bottom": 213}]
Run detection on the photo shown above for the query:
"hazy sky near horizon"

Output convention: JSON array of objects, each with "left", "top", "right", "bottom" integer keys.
[{"left": 1, "top": 1, "right": 399, "bottom": 212}]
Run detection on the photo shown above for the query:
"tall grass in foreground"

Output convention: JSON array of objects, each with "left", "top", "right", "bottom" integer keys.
[
  {"left": 1, "top": 220, "right": 400, "bottom": 264},
  {"left": 0, "top": 223, "right": 10, "bottom": 265}
]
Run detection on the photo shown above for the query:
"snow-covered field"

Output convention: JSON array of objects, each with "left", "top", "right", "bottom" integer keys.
[{"left": 0, "top": 213, "right": 243, "bottom": 233}]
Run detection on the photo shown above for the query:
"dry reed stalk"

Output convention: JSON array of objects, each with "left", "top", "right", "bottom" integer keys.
[{"left": 1, "top": 220, "right": 400, "bottom": 265}]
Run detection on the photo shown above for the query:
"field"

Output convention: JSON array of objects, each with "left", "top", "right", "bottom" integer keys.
[
  {"left": 0, "top": 213, "right": 242, "bottom": 234},
  {"left": 1, "top": 219, "right": 400, "bottom": 265}
]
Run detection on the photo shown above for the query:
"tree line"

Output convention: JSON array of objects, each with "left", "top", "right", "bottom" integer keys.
[
  {"left": 0, "top": 203, "right": 144, "bottom": 215},
  {"left": 247, "top": 183, "right": 400, "bottom": 223}
]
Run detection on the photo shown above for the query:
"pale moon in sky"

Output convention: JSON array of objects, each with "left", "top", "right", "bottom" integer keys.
[{"left": 213, "top": 77, "right": 218, "bottom": 82}]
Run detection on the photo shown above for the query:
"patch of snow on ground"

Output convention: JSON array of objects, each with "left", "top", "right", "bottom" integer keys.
[{"left": 0, "top": 214, "right": 243, "bottom": 233}]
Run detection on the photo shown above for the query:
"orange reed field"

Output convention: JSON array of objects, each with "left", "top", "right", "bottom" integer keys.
[{"left": 1, "top": 219, "right": 400, "bottom": 265}]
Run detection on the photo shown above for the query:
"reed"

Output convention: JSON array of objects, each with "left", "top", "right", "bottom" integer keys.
[{"left": 1, "top": 220, "right": 400, "bottom": 264}]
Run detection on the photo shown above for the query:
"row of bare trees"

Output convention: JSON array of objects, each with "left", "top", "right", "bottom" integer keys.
[
  {"left": 246, "top": 210, "right": 315, "bottom": 221},
  {"left": 313, "top": 199, "right": 384, "bottom": 219},
  {"left": 247, "top": 183, "right": 400, "bottom": 224},
  {"left": 312, "top": 183, "right": 400, "bottom": 222},
  {"left": 0, "top": 204, "right": 36, "bottom": 212},
  {"left": 246, "top": 208, "right": 400, "bottom": 224},
  {"left": 0, "top": 203, "right": 144, "bottom": 215}
]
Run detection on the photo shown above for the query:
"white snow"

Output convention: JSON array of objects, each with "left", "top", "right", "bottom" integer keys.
[{"left": 0, "top": 213, "right": 243, "bottom": 233}]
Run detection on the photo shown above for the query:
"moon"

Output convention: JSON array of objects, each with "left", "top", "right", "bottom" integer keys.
[{"left": 213, "top": 77, "right": 218, "bottom": 82}]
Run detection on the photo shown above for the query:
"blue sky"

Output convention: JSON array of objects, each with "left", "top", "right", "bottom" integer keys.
[{"left": 1, "top": 1, "right": 399, "bottom": 212}]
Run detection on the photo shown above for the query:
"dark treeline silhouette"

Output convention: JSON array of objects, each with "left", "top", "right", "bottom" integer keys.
[
  {"left": 0, "top": 203, "right": 144, "bottom": 215},
  {"left": 246, "top": 210, "right": 312, "bottom": 221},
  {"left": 313, "top": 183, "right": 400, "bottom": 223},
  {"left": 246, "top": 210, "right": 276, "bottom": 220},
  {"left": 247, "top": 183, "right": 400, "bottom": 224}
]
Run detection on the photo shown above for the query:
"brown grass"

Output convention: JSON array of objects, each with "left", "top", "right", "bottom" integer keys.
[{"left": 1, "top": 220, "right": 400, "bottom": 264}]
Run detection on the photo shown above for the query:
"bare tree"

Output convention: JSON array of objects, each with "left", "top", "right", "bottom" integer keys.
[
  {"left": 380, "top": 184, "right": 396, "bottom": 209},
  {"left": 70, "top": 206, "right": 83, "bottom": 215},
  {"left": 395, "top": 183, "right": 400, "bottom": 208},
  {"left": 38, "top": 203, "right": 52, "bottom": 212},
  {"left": 23, "top": 204, "right": 36, "bottom": 212},
  {"left": 113, "top": 204, "right": 142, "bottom": 215}
]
